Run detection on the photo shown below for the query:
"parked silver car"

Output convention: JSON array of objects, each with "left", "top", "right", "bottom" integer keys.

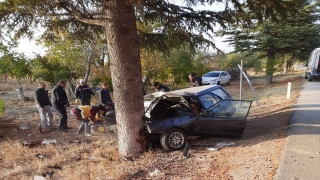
[{"left": 202, "top": 71, "right": 231, "bottom": 85}]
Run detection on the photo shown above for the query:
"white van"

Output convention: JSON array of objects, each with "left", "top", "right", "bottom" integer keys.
[{"left": 305, "top": 48, "right": 320, "bottom": 81}]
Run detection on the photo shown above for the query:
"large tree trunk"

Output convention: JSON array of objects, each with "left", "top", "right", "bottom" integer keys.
[
  {"left": 105, "top": 0, "right": 146, "bottom": 156},
  {"left": 283, "top": 60, "right": 291, "bottom": 73}
]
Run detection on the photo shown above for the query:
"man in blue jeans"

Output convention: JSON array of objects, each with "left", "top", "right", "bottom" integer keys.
[{"left": 51, "top": 80, "right": 70, "bottom": 131}]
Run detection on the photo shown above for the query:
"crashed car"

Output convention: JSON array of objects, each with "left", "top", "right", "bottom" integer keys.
[{"left": 144, "top": 85, "right": 252, "bottom": 151}]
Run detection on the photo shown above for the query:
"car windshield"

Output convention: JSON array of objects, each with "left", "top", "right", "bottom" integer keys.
[
  {"left": 203, "top": 72, "right": 220, "bottom": 77},
  {"left": 199, "top": 93, "right": 221, "bottom": 109},
  {"left": 206, "top": 100, "right": 252, "bottom": 118}
]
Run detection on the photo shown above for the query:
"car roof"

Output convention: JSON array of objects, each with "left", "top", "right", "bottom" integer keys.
[
  {"left": 170, "top": 85, "right": 223, "bottom": 96},
  {"left": 205, "top": 71, "right": 226, "bottom": 73},
  {"left": 144, "top": 85, "right": 223, "bottom": 100}
]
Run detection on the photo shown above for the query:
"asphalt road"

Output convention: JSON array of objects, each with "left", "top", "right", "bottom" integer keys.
[{"left": 274, "top": 80, "right": 320, "bottom": 180}]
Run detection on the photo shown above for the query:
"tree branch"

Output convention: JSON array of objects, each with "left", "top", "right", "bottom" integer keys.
[{"left": 55, "top": 0, "right": 105, "bottom": 27}]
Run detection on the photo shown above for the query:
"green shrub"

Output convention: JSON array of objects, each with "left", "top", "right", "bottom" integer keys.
[{"left": 0, "top": 98, "right": 5, "bottom": 115}]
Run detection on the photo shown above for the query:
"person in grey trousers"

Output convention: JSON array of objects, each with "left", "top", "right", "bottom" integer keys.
[{"left": 34, "top": 82, "right": 53, "bottom": 128}]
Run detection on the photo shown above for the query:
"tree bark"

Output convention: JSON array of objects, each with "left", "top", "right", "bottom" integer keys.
[
  {"left": 265, "top": 51, "right": 275, "bottom": 85},
  {"left": 105, "top": 0, "right": 146, "bottom": 156},
  {"left": 84, "top": 46, "right": 94, "bottom": 83}
]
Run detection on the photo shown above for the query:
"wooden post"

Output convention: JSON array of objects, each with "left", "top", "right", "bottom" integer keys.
[{"left": 287, "top": 82, "right": 291, "bottom": 99}]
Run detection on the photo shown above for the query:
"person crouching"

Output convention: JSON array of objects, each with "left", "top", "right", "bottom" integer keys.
[{"left": 70, "top": 105, "right": 105, "bottom": 136}]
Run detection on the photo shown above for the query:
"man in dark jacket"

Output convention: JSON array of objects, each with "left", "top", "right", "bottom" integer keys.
[
  {"left": 152, "top": 82, "right": 170, "bottom": 92},
  {"left": 189, "top": 73, "right": 203, "bottom": 87},
  {"left": 75, "top": 79, "right": 95, "bottom": 105},
  {"left": 97, "top": 82, "right": 112, "bottom": 105},
  {"left": 34, "top": 82, "right": 53, "bottom": 128},
  {"left": 52, "top": 80, "right": 70, "bottom": 131}
]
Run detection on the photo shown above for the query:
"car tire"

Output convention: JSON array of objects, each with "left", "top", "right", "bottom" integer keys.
[
  {"left": 160, "top": 128, "right": 186, "bottom": 151},
  {"left": 304, "top": 73, "right": 308, "bottom": 79},
  {"left": 217, "top": 81, "right": 220, "bottom": 85},
  {"left": 227, "top": 79, "right": 231, "bottom": 84},
  {"left": 308, "top": 75, "right": 313, "bottom": 82}
]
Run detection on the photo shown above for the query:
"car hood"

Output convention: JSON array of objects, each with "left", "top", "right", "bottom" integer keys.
[
  {"left": 144, "top": 92, "right": 191, "bottom": 120},
  {"left": 202, "top": 77, "right": 218, "bottom": 81}
]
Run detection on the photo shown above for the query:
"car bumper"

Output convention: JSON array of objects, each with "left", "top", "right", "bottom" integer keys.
[{"left": 202, "top": 82, "right": 217, "bottom": 85}]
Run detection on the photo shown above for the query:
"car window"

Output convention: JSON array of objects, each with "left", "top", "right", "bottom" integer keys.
[
  {"left": 211, "top": 88, "right": 230, "bottom": 100},
  {"left": 206, "top": 100, "right": 252, "bottom": 118},
  {"left": 199, "top": 93, "right": 219, "bottom": 109},
  {"left": 203, "top": 72, "right": 220, "bottom": 77}
]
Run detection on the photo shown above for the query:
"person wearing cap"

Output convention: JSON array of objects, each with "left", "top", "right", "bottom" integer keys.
[
  {"left": 75, "top": 79, "right": 95, "bottom": 105},
  {"left": 70, "top": 104, "right": 111, "bottom": 136},
  {"left": 152, "top": 82, "right": 170, "bottom": 92},
  {"left": 97, "top": 82, "right": 112, "bottom": 105}
]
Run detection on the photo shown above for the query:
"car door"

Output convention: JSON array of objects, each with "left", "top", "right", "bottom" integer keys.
[
  {"left": 221, "top": 72, "right": 228, "bottom": 84},
  {"left": 194, "top": 100, "right": 252, "bottom": 137}
]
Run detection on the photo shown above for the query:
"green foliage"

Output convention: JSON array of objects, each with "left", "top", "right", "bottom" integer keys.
[
  {"left": 221, "top": 0, "right": 320, "bottom": 83},
  {"left": 167, "top": 48, "right": 194, "bottom": 85},
  {"left": 0, "top": 98, "right": 5, "bottom": 115},
  {"left": 0, "top": 41, "right": 32, "bottom": 81},
  {"left": 31, "top": 55, "right": 72, "bottom": 87},
  {"left": 216, "top": 52, "right": 264, "bottom": 72}
]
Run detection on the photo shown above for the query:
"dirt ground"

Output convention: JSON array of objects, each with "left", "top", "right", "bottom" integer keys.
[{"left": 0, "top": 72, "right": 304, "bottom": 180}]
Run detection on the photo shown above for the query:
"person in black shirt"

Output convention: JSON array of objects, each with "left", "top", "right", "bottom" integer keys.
[
  {"left": 97, "top": 82, "right": 112, "bottom": 105},
  {"left": 52, "top": 80, "right": 70, "bottom": 131},
  {"left": 189, "top": 73, "right": 203, "bottom": 87},
  {"left": 152, "top": 82, "right": 170, "bottom": 92},
  {"left": 75, "top": 79, "right": 95, "bottom": 105},
  {"left": 34, "top": 82, "right": 53, "bottom": 128}
]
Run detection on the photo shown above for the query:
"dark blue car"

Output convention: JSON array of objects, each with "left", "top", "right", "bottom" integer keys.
[{"left": 144, "top": 85, "right": 252, "bottom": 151}]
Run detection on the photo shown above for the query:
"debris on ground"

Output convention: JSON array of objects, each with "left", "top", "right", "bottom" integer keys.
[
  {"left": 33, "top": 175, "right": 46, "bottom": 180},
  {"left": 41, "top": 139, "right": 57, "bottom": 145},
  {"left": 36, "top": 154, "right": 46, "bottom": 159},
  {"left": 183, "top": 142, "right": 190, "bottom": 158},
  {"left": 214, "top": 142, "right": 235, "bottom": 149},
  {"left": 0, "top": 115, "right": 21, "bottom": 133},
  {"left": 149, "top": 169, "right": 164, "bottom": 177},
  {"left": 22, "top": 141, "right": 42, "bottom": 148},
  {"left": 206, "top": 147, "right": 219, "bottom": 151}
]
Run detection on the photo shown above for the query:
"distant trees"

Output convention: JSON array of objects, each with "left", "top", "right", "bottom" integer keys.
[
  {"left": 221, "top": 0, "right": 320, "bottom": 84},
  {"left": 0, "top": 42, "right": 32, "bottom": 100}
]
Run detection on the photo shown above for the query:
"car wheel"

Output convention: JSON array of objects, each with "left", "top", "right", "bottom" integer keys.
[
  {"left": 227, "top": 79, "right": 231, "bottom": 84},
  {"left": 308, "top": 75, "right": 313, "bottom": 82},
  {"left": 160, "top": 128, "right": 186, "bottom": 151},
  {"left": 304, "top": 73, "right": 308, "bottom": 79},
  {"left": 217, "top": 81, "right": 220, "bottom": 85}
]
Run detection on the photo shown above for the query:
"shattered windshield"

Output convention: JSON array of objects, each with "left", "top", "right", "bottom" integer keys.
[{"left": 199, "top": 93, "right": 221, "bottom": 109}]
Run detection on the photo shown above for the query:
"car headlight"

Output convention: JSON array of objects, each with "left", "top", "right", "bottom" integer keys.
[{"left": 210, "top": 79, "right": 217, "bottom": 82}]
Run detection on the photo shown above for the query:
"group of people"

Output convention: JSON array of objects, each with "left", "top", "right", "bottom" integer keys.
[
  {"left": 34, "top": 79, "right": 114, "bottom": 136},
  {"left": 34, "top": 72, "right": 202, "bottom": 136}
]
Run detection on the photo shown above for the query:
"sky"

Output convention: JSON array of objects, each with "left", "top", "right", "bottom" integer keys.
[{"left": 14, "top": 1, "right": 234, "bottom": 58}]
